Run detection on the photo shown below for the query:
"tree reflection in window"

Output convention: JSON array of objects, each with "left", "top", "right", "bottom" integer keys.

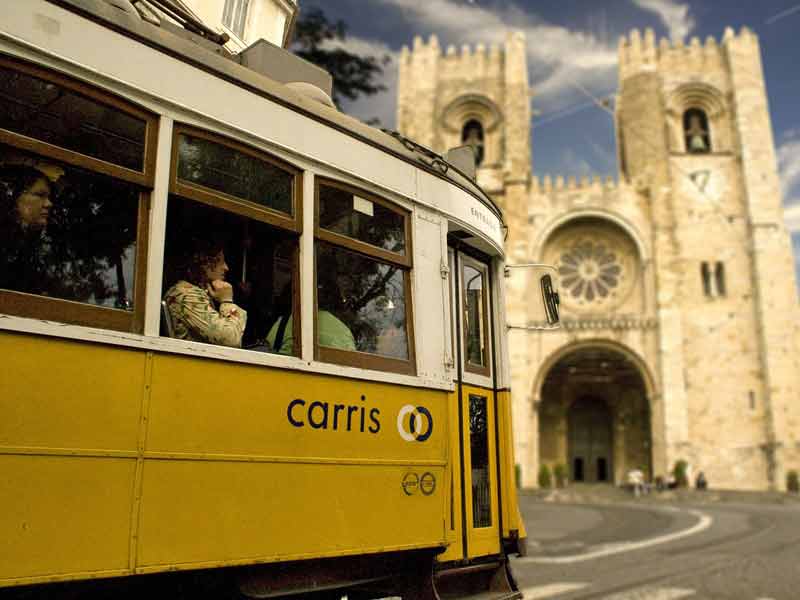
[
  {"left": 558, "top": 240, "right": 621, "bottom": 302},
  {"left": 176, "top": 133, "right": 293, "bottom": 217},
  {"left": 316, "top": 243, "right": 408, "bottom": 359},
  {"left": 469, "top": 394, "right": 491, "bottom": 528},
  {"left": 0, "top": 145, "right": 139, "bottom": 310},
  {"left": 464, "top": 263, "right": 486, "bottom": 367}
]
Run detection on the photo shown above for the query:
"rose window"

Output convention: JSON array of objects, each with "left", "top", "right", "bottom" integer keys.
[{"left": 558, "top": 241, "right": 622, "bottom": 302}]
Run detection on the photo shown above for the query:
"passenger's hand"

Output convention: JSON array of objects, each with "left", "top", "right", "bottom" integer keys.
[{"left": 207, "top": 280, "right": 234, "bottom": 304}]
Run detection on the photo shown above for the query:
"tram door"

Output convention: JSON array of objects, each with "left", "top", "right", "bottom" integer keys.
[{"left": 447, "top": 247, "right": 501, "bottom": 560}]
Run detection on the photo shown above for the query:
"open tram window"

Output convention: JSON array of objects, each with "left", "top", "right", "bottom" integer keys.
[
  {"left": 163, "top": 125, "right": 301, "bottom": 352},
  {"left": 315, "top": 179, "right": 415, "bottom": 375},
  {"left": 0, "top": 57, "right": 157, "bottom": 333}
]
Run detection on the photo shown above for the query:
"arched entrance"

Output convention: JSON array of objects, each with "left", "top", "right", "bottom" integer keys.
[{"left": 538, "top": 344, "right": 652, "bottom": 484}]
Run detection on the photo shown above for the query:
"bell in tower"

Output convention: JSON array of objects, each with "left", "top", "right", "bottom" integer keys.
[
  {"left": 683, "top": 109, "right": 711, "bottom": 154},
  {"left": 461, "top": 119, "right": 485, "bottom": 166}
]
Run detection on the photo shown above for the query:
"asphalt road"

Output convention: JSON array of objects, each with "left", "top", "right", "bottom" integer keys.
[{"left": 510, "top": 496, "right": 800, "bottom": 600}]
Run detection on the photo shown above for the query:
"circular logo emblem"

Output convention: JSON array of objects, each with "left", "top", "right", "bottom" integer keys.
[
  {"left": 420, "top": 472, "right": 436, "bottom": 496},
  {"left": 397, "top": 405, "right": 433, "bottom": 442},
  {"left": 402, "top": 472, "right": 419, "bottom": 495}
]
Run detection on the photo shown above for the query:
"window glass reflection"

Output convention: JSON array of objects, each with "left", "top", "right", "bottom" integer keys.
[
  {"left": 318, "top": 183, "right": 406, "bottom": 254},
  {"left": 316, "top": 243, "right": 408, "bottom": 359},
  {"left": 0, "top": 144, "right": 139, "bottom": 309},
  {"left": 176, "top": 134, "right": 293, "bottom": 216},
  {"left": 0, "top": 65, "right": 147, "bottom": 171},
  {"left": 469, "top": 394, "right": 492, "bottom": 528},
  {"left": 464, "top": 263, "right": 486, "bottom": 367}
]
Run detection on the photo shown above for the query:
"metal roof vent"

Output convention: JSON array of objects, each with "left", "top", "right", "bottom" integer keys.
[
  {"left": 285, "top": 82, "right": 336, "bottom": 108},
  {"left": 238, "top": 39, "right": 335, "bottom": 108}
]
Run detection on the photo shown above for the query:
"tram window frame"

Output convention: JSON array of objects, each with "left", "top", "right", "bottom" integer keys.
[
  {"left": 314, "top": 177, "right": 416, "bottom": 375},
  {"left": 0, "top": 55, "right": 158, "bottom": 333},
  {"left": 460, "top": 253, "right": 491, "bottom": 377},
  {"left": 166, "top": 124, "right": 303, "bottom": 355},
  {"left": 170, "top": 124, "right": 302, "bottom": 233}
]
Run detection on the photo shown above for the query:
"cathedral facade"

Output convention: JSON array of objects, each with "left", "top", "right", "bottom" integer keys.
[{"left": 397, "top": 28, "right": 800, "bottom": 490}]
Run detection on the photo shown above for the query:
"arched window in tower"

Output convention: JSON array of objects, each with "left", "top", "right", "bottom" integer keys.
[
  {"left": 461, "top": 119, "right": 485, "bottom": 166},
  {"left": 683, "top": 108, "right": 711, "bottom": 154}
]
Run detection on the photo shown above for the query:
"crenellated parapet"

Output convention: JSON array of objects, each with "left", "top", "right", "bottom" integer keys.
[
  {"left": 531, "top": 174, "right": 617, "bottom": 195},
  {"left": 399, "top": 34, "right": 505, "bottom": 81},
  {"left": 618, "top": 26, "right": 758, "bottom": 80}
]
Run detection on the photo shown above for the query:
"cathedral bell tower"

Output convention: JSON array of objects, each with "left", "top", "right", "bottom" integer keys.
[
  {"left": 616, "top": 27, "right": 800, "bottom": 490},
  {"left": 397, "top": 32, "right": 531, "bottom": 223}
]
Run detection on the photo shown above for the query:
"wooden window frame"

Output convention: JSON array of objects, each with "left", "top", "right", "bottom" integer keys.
[
  {"left": 167, "top": 124, "right": 303, "bottom": 357},
  {"left": 170, "top": 124, "right": 302, "bottom": 233},
  {"left": 461, "top": 253, "right": 491, "bottom": 377},
  {"left": 314, "top": 178, "right": 416, "bottom": 376},
  {"left": 0, "top": 56, "right": 158, "bottom": 334},
  {"left": 315, "top": 177, "right": 412, "bottom": 268},
  {"left": 0, "top": 54, "right": 158, "bottom": 186}
]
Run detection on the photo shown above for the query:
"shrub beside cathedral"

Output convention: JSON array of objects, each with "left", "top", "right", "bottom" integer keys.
[{"left": 398, "top": 27, "right": 800, "bottom": 490}]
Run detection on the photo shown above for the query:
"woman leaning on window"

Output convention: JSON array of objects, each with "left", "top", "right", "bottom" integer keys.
[{"left": 163, "top": 236, "right": 247, "bottom": 348}]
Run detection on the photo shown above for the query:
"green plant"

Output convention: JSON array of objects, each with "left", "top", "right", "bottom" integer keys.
[
  {"left": 554, "top": 463, "right": 568, "bottom": 488},
  {"left": 672, "top": 459, "right": 689, "bottom": 488},
  {"left": 515, "top": 463, "right": 522, "bottom": 489},
  {"left": 538, "top": 464, "right": 552, "bottom": 489},
  {"left": 787, "top": 470, "right": 799, "bottom": 493}
]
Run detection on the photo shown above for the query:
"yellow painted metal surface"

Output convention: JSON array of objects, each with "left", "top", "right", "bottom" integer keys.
[
  {"left": 460, "top": 384, "right": 499, "bottom": 558},
  {"left": 496, "top": 390, "right": 522, "bottom": 539},
  {"left": 0, "top": 333, "right": 452, "bottom": 586},
  {"left": 0, "top": 455, "right": 135, "bottom": 582},
  {"left": 436, "top": 389, "right": 464, "bottom": 563},
  {"left": 0, "top": 333, "right": 145, "bottom": 450}
]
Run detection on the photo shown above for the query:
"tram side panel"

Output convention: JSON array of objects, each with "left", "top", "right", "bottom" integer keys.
[
  {"left": 0, "top": 333, "right": 144, "bottom": 584},
  {"left": 140, "top": 352, "right": 448, "bottom": 569},
  {"left": 0, "top": 333, "right": 449, "bottom": 585}
]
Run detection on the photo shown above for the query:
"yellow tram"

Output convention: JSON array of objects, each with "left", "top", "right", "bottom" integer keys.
[{"left": 0, "top": 1, "right": 559, "bottom": 597}]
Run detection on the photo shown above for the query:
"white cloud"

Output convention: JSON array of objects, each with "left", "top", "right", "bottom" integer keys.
[
  {"left": 779, "top": 132, "right": 800, "bottom": 233},
  {"left": 372, "top": 0, "right": 618, "bottom": 111},
  {"left": 632, "top": 0, "right": 695, "bottom": 41},
  {"left": 558, "top": 148, "right": 593, "bottom": 178},
  {"left": 320, "top": 36, "right": 398, "bottom": 128},
  {"left": 778, "top": 136, "right": 800, "bottom": 196}
]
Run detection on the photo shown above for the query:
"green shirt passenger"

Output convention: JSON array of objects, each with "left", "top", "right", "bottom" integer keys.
[{"left": 266, "top": 310, "right": 356, "bottom": 355}]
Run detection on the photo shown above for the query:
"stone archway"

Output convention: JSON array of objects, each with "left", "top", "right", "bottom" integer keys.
[{"left": 538, "top": 345, "right": 652, "bottom": 484}]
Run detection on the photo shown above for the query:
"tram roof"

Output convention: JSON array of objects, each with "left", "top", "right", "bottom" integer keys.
[{"left": 45, "top": 0, "right": 504, "bottom": 225}]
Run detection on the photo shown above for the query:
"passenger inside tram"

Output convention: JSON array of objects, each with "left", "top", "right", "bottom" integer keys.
[
  {"left": 264, "top": 268, "right": 356, "bottom": 355},
  {"left": 1, "top": 148, "right": 138, "bottom": 311},
  {"left": 162, "top": 196, "right": 296, "bottom": 352},
  {"left": 162, "top": 237, "right": 248, "bottom": 348}
]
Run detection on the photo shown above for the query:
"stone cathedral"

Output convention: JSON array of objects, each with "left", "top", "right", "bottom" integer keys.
[{"left": 397, "top": 28, "right": 800, "bottom": 490}]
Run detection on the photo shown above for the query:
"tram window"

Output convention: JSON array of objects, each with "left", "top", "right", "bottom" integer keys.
[
  {"left": 318, "top": 183, "right": 407, "bottom": 255},
  {"left": 164, "top": 126, "right": 301, "bottom": 353},
  {"left": 316, "top": 243, "right": 408, "bottom": 358},
  {"left": 315, "top": 179, "right": 414, "bottom": 375},
  {"left": 462, "top": 259, "right": 489, "bottom": 375},
  {"left": 0, "top": 59, "right": 156, "bottom": 333},
  {"left": 162, "top": 197, "right": 298, "bottom": 352},
  {"left": 0, "top": 144, "right": 141, "bottom": 313},
  {"left": 0, "top": 60, "right": 149, "bottom": 172},
  {"left": 469, "top": 394, "right": 492, "bottom": 528},
  {"left": 175, "top": 131, "right": 294, "bottom": 218}
]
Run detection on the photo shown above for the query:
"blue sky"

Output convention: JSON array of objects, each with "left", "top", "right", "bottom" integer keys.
[{"left": 303, "top": 0, "right": 800, "bottom": 282}]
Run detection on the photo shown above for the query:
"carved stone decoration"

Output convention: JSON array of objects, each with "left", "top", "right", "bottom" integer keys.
[{"left": 542, "top": 220, "right": 640, "bottom": 313}]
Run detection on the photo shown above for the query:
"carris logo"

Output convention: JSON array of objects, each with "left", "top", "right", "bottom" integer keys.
[{"left": 397, "top": 405, "right": 433, "bottom": 442}]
